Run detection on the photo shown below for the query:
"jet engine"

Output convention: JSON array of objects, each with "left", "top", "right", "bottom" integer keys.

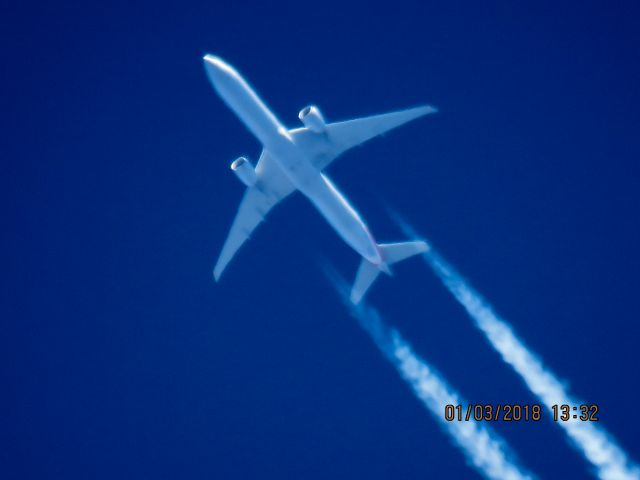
[
  {"left": 298, "top": 105, "right": 326, "bottom": 133},
  {"left": 230, "top": 156, "right": 257, "bottom": 187}
]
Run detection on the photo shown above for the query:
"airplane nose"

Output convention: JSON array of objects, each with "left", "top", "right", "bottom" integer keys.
[
  {"left": 203, "top": 54, "right": 224, "bottom": 68},
  {"left": 203, "top": 54, "right": 239, "bottom": 88}
]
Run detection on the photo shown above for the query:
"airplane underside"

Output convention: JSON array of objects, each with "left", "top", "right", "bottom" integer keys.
[{"left": 204, "top": 54, "right": 436, "bottom": 303}]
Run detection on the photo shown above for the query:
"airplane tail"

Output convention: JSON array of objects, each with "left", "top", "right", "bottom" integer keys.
[{"left": 350, "top": 241, "right": 428, "bottom": 304}]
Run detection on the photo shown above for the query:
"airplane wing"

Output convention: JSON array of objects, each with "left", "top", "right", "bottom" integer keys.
[
  {"left": 289, "top": 105, "right": 437, "bottom": 171},
  {"left": 213, "top": 150, "right": 295, "bottom": 280}
]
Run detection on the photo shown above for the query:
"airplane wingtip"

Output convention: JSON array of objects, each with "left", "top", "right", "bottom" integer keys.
[{"left": 407, "top": 104, "right": 438, "bottom": 118}]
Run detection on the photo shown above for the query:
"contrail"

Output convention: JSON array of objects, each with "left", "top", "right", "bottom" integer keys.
[
  {"left": 393, "top": 217, "right": 640, "bottom": 480},
  {"left": 324, "top": 266, "right": 535, "bottom": 480}
]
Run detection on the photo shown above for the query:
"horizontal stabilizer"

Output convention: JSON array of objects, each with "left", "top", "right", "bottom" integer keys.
[
  {"left": 350, "top": 240, "right": 428, "bottom": 304},
  {"left": 351, "top": 260, "right": 382, "bottom": 304},
  {"left": 379, "top": 241, "right": 428, "bottom": 264}
]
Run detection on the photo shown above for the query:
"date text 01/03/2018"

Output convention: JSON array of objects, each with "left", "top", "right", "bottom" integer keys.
[{"left": 444, "top": 404, "right": 599, "bottom": 422}]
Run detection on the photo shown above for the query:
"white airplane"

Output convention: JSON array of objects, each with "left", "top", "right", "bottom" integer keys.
[{"left": 205, "top": 55, "right": 435, "bottom": 303}]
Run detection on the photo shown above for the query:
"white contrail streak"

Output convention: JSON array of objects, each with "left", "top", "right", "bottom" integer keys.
[
  {"left": 324, "top": 267, "right": 535, "bottom": 480},
  {"left": 394, "top": 218, "right": 639, "bottom": 480}
]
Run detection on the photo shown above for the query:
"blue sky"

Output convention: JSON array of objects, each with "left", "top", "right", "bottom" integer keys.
[{"left": 3, "top": 1, "right": 640, "bottom": 478}]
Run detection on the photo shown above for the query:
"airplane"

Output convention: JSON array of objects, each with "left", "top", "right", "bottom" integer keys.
[{"left": 204, "top": 55, "right": 436, "bottom": 303}]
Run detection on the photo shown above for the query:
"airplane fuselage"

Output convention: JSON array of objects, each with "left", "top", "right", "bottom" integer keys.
[{"left": 205, "top": 56, "right": 382, "bottom": 265}]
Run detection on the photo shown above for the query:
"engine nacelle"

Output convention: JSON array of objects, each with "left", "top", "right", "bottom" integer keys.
[
  {"left": 230, "top": 156, "right": 257, "bottom": 187},
  {"left": 298, "top": 105, "right": 326, "bottom": 133}
]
